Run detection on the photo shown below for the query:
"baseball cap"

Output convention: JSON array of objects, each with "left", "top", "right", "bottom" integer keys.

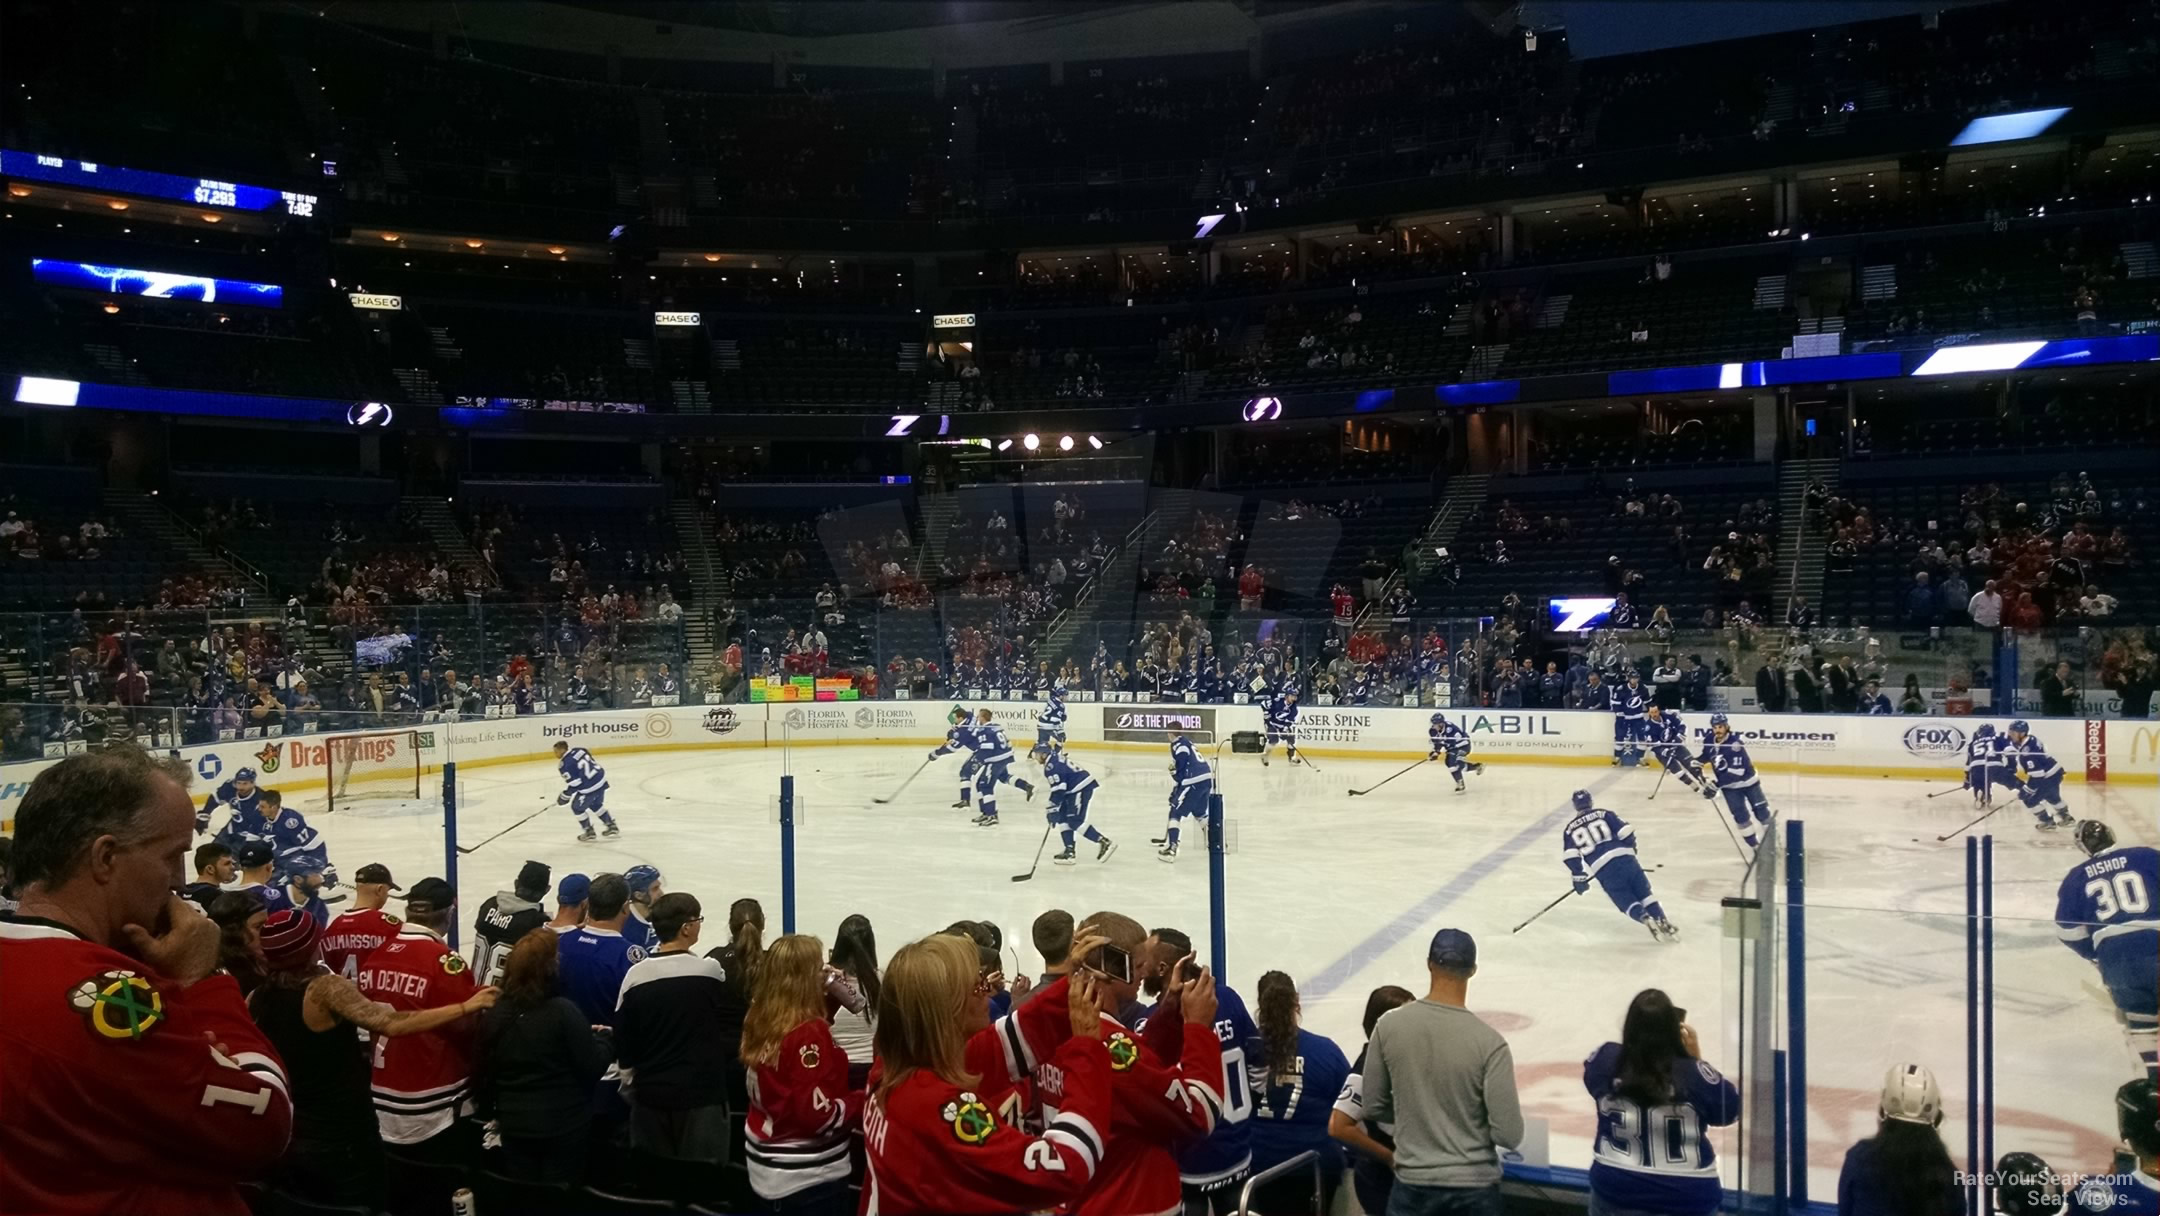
[
  {"left": 557, "top": 873, "right": 591, "bottom": 906},
  {"left": 1427, "top": 927, "right": 1478, "bottom": 970},
  {"left": 402, "top": 877, "right": 456, "bottom": 912},
  {"left": 516, "top": 860, "right": 552, "bottom": 893},
  {"left": 353, "top": 862, "right": 401, "bottom": 890},
  {"left": 236, "top": 841, "right": 275, "bottom": 868},
  {"left": 259, "top": 908, "right": 323, "bottom": 972}
]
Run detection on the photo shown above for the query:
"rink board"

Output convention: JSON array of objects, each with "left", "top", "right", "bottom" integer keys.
[{"left": 4, "top": 701, "right": 2151, "bottom": 828}]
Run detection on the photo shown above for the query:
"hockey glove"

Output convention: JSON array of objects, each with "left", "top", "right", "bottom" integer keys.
[
  {"left": 557, "top": 793, "right": 571, "bottom": 805},
  {"left": 1572, "top": 877, "right": 1590, "bottom": 895}
]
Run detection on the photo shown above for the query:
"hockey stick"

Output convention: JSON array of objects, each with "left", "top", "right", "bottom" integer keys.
[
  {"left": 1293, "top": 750, "right": 1323, "bottom": 774},
  {"left": 1646, "top": 764, "right": 1668, "bottom": 801},
  {"left": 1702, "top": 792, "right": 1752, "bottom": 863},
  {"left": 1349, "top": 757, "right": 1429, "bottom": 796},
  {"left": 1010, "top": 823, "right": 1056, "bottom": 883},
  {"left": 1511, "top": 888, "right": 1578, "bottom": 934},
  {"left": 1927, "top": 781, "right": 1978, "bottom": 799},
  {"left": 1937, "top": 798, "right": 2015, "bottom": 842},
  {"left": 456, "top": 801, "right": 552, "bottom": 855},
  {"left": 873, "top": 757, "right": 934, "bottom": 805}
]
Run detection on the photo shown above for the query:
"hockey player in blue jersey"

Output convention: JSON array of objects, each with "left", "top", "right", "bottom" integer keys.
[
  {"left": 1035, "top": 684, "right": 1068, "bottom": 751},
  {"left": 934, "top": 705, "right": 985, "bottom": 810},
  {"left": 1965, "top": 723, "right": 2007, "bottom": 806},
  {"left": 214, "top": 787, "right": 340, "bottom": 891},
  {"left": 1644, "top": 705, "right": 1716, "bottom": 800},
  {"left": 2057, "top": 820, "right": 2159, "bottom": 1082},
  {"left": 1697, "top": 714, "right": 1774, "bottom": 849},
  {"left": 552, "top": 739, "right": 620, "bottom": 841},
  {"left": 1562, "top": 791, "right": 1678, "bottom": 942},
  {"left": 931, "top": 708, "right": 1035, "bottom": 826},
  {"left": 1261, "top": 688, "right": 1302, "bottom": 767},
  {"left": 2004, "top": 719, "right": 2075, "bottom": 830},
  {"left": 1610, "top": 672, "right": 1650, "bottom": 766},
  {"left": 1158, "top": 728, "right": 1214, "bottom": 862},
  {"left": 1427, "top": 714, "right": 1483, "bottom": 793},
  {"left": 195, "top": 765, "right": 262, "bottom": 834},
  {"left": 1031, "top": 744, "right": 1115, "bottom": 865}
]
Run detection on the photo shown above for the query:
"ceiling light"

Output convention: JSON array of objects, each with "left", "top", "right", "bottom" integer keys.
[
  {"left": 1058, "top": 435, "right": 1074, "bottom": 451},
  {"left": 1023, "top": 434, "right": 1040, "bottom": 451}
]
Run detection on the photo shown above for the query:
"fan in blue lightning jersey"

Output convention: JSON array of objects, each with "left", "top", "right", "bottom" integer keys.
[
  {"left": 1562, "top": 792, "right": 1677, "bottom": 942},
  {"left": 1427, "top": 714, "right": 1483, "bottom": 793},
  {"left": 1610, "top": 673, "right": 1650, "bottom": 766},
  {"left": 552, "top": 740, "right": 619, "bottom": 841},
  {"left": 196, "top": 765, "right": 263, "bottom": 834},
  {"left": 1158, "top": 729, "right": 1214, "bottom": 862},
  {"left": 1644, "top": 705, "right": 1715, "bottom": 799},
  {"left": 1582, "top": 992, "right": 1740, "bottom": 1213},
  {"left": 1696, "top": 715, "right": 1773, "bottom": 849},
  {"left": 1261, "top": 689, "right": 1301, "bottom": 766},
  {"left": 1034, "top": 684, "right": 1068, "bottom": 751},
  {"left": 2003, "top": 719, "right": 2075, "bottom": 830},
  {"left": 2057, "top": 820, "right": 2159, "bottom": 1082},
  {"left": 1030, "top": 744, "right": 1115, "bottom": 865},
  {"left": 931, "top": 705, "right": 985, "bottom": 809}
]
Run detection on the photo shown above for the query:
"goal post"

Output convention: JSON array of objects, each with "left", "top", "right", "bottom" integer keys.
[{"left": 325, "top": 729, "right": 425, "bottom": 813}]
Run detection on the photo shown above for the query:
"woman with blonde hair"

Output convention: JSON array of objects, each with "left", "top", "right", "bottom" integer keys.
[
  {"left": 863, "top": 933, "right": 1110, "bottom": 1215},
  {"left": 741, "top": 935, "right": 860, "bottom": 1214}
]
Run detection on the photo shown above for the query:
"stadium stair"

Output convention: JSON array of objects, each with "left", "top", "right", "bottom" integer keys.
[
  {"left": 1039, "top": 502, "right": 1164, "bottom": 665},
  {"left": 1403, "top": 473, "right": 1490, "bottom": 584},
  {"left": 669, "top": 498, "right": 726, "bottom": 673},
  {"left": 913, "top": 496, "right": 958, "bottom": 582},
  {"left": 2122, "top": 241, "right": 2157, "bottom": 281},
  {"left": 1777, "top": 457, "right": 1840, "bottom": 611},
  {"left": 100, "top": 487, "right": 268, "bottom": 597},
  {"left": 1752, "top": 274, "right": 1788, "bottom": 311},
  {"left": 400, "top": 495, "right": 497, "bottom": 590}
]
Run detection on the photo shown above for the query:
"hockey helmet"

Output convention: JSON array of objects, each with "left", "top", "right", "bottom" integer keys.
[
  {"left": 2119, "top": 1077, "right": 2160, "bottom": 1156},
  {"left": 1571, "top": 790, "right": 1594, "bottom": 812},
  {"left": 1972, "top": 723, "right": 1995, "bottom": 739},
  {"left": 2008, "top": 719, "right": 2031, "bottom": 737},
  {"left": 948, "top": 704, "right": 969, "bottom": 724},
  {"left": 1991, "top": 1151, "right": 2064, "bottom": 1216},
  {"left": 624, "top": 865, "right": 663, "bottom": 898},
  {"left": 2075, "top": 819, "right": 2117, "bottom": 857},
  {"left": 1430, "top": 713, "right": 1446, "bottom": 727},
  {"left": 1878, "top": 1063, "right": 1944, "bottom": 1126},
  {"left": 1708, "top": 713, "right": 1730, "bottom": 728},
  {"left": 1028, "top": 743, "right": 1055, "bottom": 763},
  {"left": 234, "top": 767, "right": 258, "bottom": 783}
]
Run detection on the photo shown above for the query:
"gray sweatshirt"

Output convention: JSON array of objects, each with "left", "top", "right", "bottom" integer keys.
[{"left": 1362, "top": 998, "right": 1524, "bottom": 1188}]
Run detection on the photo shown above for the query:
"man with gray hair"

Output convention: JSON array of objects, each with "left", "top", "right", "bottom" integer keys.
[
  {"left": 0, "top": 746, "right": 295, "bottom": 1214},
  {"left": 1362, "top": 928, "right": 1523, "bottom": 1215}
]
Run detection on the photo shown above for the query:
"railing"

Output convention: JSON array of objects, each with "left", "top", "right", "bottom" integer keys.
[{"left": 1235, "top": 1150, "right": 1322, "bottom": 1216}]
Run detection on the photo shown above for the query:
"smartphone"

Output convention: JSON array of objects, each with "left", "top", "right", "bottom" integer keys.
[
  {"left": 1176, "top": 958, "right": 1203, "bottom": 983},
  {"left": 1089, "top": 943, "right": 1132, "bottom": 985}
]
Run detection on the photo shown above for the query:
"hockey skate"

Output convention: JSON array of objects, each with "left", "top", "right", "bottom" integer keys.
[
  {"left": 972, "top": 812, "right": 999, "bottom": 827},
  {"left": 577, "top": 825, "right": 597, "bottom": 842},
  {"left": 1156, "top": 840, "right": 1179, "bottom": 862},
  {"left": 951, "top": 798, "right": 972, "bottom": 810},
  {"left": 1096, "top": 837, "right": 1118, "bottom": 862},
  {"left": 601, "top": 822, "right": 621, "bottom": 837},
  {"left": 1453, "top": 780, "right": 1467, "bottom": 794},
  {"left": 1652, "top": 917, "right": 1680, "bottom": 943},
  {"left": 1467, "top": 762, "right": 1484, "bottom": 775},
  {"left": 1261, "top": 751, "right": 1270, "bottom": 767},
  {"left": 1052, "top": 846, "right": 1078, "bottom": 867}
]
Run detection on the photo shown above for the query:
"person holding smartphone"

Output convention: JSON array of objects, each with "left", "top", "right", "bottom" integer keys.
[
  {"left": 1057, "top": 912, "right": 1232, "bottom": 1216},
  {"left": 1582, "top": 989, "right": 1739, "bottom": 1216}
]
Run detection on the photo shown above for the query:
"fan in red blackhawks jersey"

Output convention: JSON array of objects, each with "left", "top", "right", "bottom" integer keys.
[
  {"left": 1045, "top": 912, "right": 1229, "bottom": 1216},
  {"left": 321, "top": 863, "right": 405, "bottom": 980},
  {"left": 0, "top": 748, "right": 295, "bottom": 1215},
  {"left": 356, "top": 876, "right": 481, "bottom": 1146},
  {"left": 861, "top": 934, "right": 1114, "bottom": 1216}
]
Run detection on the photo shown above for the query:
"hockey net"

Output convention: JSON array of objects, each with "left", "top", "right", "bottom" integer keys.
[{"left": 325, "top": 730, "right": 425, "bottom": 814}]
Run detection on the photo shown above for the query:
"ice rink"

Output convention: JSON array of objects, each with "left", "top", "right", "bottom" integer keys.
[{"left": 281, "top": 740, "right": 2151, "bottom": 1196}]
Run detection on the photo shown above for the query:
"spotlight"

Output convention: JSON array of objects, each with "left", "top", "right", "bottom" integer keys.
[
  {"left": 1023, "top": 434, "right": 1040, "bottom": 451},
  {"left": 1087, "top": 436, "right": 1103, "bottom": 449},
  {"left": 1058, "top": 435, "right": 1074, "bottom": 451},
  {"left": 997, "top": 439, "right": 1013, "bottom": 451}
]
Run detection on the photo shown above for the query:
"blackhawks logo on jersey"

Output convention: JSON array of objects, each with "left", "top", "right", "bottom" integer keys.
[
  {"left": 440, "top": 953, "right": 469, "bottom": 976},
  {"left": 1106, "top": 1030, "right": 1139, "bottom": 1072},
  {"left": 69, "top": 970, "right": 163, "bottom": 1040},
  {"left": 798, "top": 1042, "right": 821, "bottom": 1071},
  {"left": 942, "top": 1092, "right": 996, "bottom": 1144}
]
